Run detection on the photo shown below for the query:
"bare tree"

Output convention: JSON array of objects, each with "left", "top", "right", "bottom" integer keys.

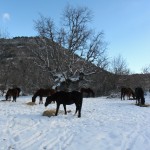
[
  {"left": 0, "top": 28, "right": 9, "bottom": 38},
  {"left": 142, "top": 65, "right": 150, "bottom": 74},
  {"left": 33, "top": 5, "right": 108, "bottom": 89},
  {"left": 109, "top": 54, "right": 130, "bottom": 75}
]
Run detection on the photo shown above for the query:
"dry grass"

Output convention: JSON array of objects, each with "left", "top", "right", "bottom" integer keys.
[
  {"left": 42, "top": 109, "right": 56, "bottom": 117},
  {"left": 135, "top": 104, "right": 150, "bottom": 107},
  {"left": 26, "top": 102, "right": 36, "bottom": 106},
  {"left": 42, "top": 109, "right": 72, "bottom": 117}
]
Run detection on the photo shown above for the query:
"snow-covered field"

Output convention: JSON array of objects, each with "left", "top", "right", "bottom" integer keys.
[{"left": 0, "top": 93, "right": 150, "bottom": 150}]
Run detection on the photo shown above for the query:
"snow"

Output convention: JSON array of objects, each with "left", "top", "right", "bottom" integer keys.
[{"left": 0, "top": 93, "right": 150, "bottom": 150}]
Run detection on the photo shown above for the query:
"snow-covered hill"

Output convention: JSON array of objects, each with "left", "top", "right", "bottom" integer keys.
[{"left": 0, "top": 94, "right": 150, "bottom": 150}]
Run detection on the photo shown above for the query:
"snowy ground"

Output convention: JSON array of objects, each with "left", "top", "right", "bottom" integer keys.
[{"left": 0, "top": 93, "right": 150, "bottom": 150}]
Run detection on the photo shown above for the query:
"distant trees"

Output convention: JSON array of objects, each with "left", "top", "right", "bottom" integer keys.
[
  {"left": 33, "top": 5, "right": 108, "bottom": 89},
  {"left": 142, "top": 65, "right": 150, "bottom": 74},
  {"left": 109, "top": 55, "right": 130, "bottom": 75}
]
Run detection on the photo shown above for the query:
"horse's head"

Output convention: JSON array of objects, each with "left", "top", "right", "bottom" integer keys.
[
  {"left": 45, "top": 96, "right": 53, "bottom": 107},
  {"left": 32, "top": 96, "right": 36, "bottom": 103}
]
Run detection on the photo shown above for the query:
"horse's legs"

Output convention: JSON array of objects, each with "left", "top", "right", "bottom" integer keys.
[
  {"left": 75, "top": 102, "right": 82, "bottom": 118},
  {"left": 121, "top": 93, "right": 124, "bottom": 100},
  {"left": 141, "top": 97, "right": 145, "bottom": 105},
  {"left": 55, "top": 103, "right": 60, "bottom": 116},
  {"left": 78, "top": 101, "right": 83, "bottom": 118},
  {"left": 12, "top": 96, "right": 16, "bottom": 102},
  {"left": 136, "top": 98, "right": 140, "bottom": 105},
  {"left": 14, "top": 96, "right": 16, "bottom": 102},
  {"left": 8, "top": 96, "right": 11, "bottom": 101},
  {"left": 39, "top": 96, "right": 43, "bottom": 104},
  {"left": 136, "top": 99, "right": 138, "bottom": 104},
  {"left": 5, "top": 95, "right": 8, "bottom": 101},
  {"left": 6, "top": 95, "right": 11, "bottom": 101},
  {"left": 138, "top": 99, "right": 141, "bottom": 106},
  {"left": 121, "top": 92, "right": 124, "bottom": 100},
  {"left": 63, "top": 104, "right": 67, "bottom": 115},
  {"left": 78, "top": 105, "right": 81, "bottom": 118},
  {"left": 129, "top": 93, "right": 132, "bottom": 100},
  {"left": 73, "top": 102, "right": 79, "bottom": 115},
  {"left": 74, "top": 106, "right": 78, "bottom": 115}
]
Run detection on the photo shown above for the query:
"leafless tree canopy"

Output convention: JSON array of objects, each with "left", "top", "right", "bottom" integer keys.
[
  {"left": 142, "top": 65, "right": 150, "bottom": 74},
  {"left": 110, "top": 55, "right": 130, "bottom": 75},
  {"left": 33, "top": 5, "right": 108, "bottom": 84},
  {"left": 0, "top": 28, "right": 9, "bottom": 39}
]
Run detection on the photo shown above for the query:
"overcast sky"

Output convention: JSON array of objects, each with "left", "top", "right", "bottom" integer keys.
[{"left": 0, "top": 0, "right": 150, "bottom": 73}]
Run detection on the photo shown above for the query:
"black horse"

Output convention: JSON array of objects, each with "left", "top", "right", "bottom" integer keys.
[
  {"left": 135, "top": 87, "right": 145, "bottom": 105},
  {"left": 45, "top": 91, "right": 83, "bottom": 118},
  {"left": 5, "top": 87, "right": 21, "bottom": 102},
  {"left": 32, "top": 88, "right": 56, "bottom": 104}
]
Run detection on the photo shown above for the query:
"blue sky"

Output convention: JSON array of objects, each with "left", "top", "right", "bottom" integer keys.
[{"left": 0, "top": 0, "right": 150, "bottom": 73}]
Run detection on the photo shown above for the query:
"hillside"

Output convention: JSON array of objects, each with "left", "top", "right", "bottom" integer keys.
[
  {"left": 0, "top": 37, "right": 110, "bottom": 95},
  {"left": 0, "top": 37, "right": 150, "bottom": 95},
  {"left": 0, "top": 37, "right": 53, "bottom": 94}
]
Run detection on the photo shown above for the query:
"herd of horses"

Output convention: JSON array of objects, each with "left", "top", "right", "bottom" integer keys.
[
  {"left": 121, "top": 87, "right": 145, "bottom": 105},
  {"left": 3, "top": 87, "right": 95, "bottom": 118},
  {"left": 2, "top": 86, "right": 145, "bottom": 118}
]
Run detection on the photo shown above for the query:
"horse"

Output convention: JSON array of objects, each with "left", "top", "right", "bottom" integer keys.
[
  {"left": 15, "top": 87, "right": 21, "bottom": 96},
  {"left": 135, "top": 87, "right": 145, "bottom": 105},
  {"left": 45, "top": 91, "right": 83, "bottom": 118},
  {"left": 121, "top": 87, "right": 135, "bottom": 100},
  {"left": 5, "top": 87, "right": 21, "bottom": 102},
  {"left": 32, "top": 88, "right": 56, "bottom": 104},
  {"left": 80, "top": 88, "right": 95, "bottom": 97}
]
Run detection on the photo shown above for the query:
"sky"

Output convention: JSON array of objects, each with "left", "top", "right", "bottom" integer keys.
[{"left": 0, "top": 0, "right": 150, "bottom": 73}]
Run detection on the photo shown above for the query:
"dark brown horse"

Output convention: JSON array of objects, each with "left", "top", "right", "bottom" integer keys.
[
  {"left": 5, "top": 87, "right": 21, "bottom": 102},
  {"left": 45, "top": 91, "right": 83, "bottom": 118},
  {"left": 32, "top": 88, "right": 56, "bottom": 104},
  {"left": 80, "top": 88, "right": 95, "bottom": 97},
  {"left": 121, "top": 87, "right": 135, "bottom": 100},
  {"left": 135, "top": 87, "right": 145, "bottom": 105}
]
